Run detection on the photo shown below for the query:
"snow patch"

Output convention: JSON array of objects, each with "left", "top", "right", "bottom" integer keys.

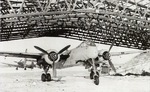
[{"left": 118, "top": 52, "right": 150, "bottom": 74}]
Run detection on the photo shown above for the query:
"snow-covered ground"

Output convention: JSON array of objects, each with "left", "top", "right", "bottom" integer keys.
[
  {"left": 0, "top": 37, "right": 150, "bottom": 92},
  {"left": 0, "top": 66, "right": 150, "bottom": 92},
  {"left": 118, "top": 52, "right": 150, "bottom": 74}
]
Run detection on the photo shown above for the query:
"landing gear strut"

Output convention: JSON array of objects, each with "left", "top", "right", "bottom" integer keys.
[
  {"left": 90, "top": 70, "right": 94, "bottom": 79},
  {"left": 41, "top": 65, "right": 52, "bottom": 82},
  {"left": 90, "top": 70, "right": 99, "bottom": 79},
  {"left": 94, "top": 75, "right": 99, "bottom": 85},
  {"left": 91, "top": 59, "right": 100, "bottom": 85},
  {"left": 24, "top": 67, "right": 27, "bottom": 70}
]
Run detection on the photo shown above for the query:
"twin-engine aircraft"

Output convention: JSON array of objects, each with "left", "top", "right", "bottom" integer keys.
[
  {"left": 2, "top": 59, "right": 36, "bottom": 70},
  {"left": 1, "top": 49, "right": 36, "bottom": 70},
  {"left": 0, "top": 40, "right": 149, "bottom": 85}
]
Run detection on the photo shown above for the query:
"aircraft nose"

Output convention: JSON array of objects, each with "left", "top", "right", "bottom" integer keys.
[
  {"left": 86, "top": 46, "right": 99, "bottom": 58},
  {"left": 89, "top": 41, "right": 96, "bottom": 46}
]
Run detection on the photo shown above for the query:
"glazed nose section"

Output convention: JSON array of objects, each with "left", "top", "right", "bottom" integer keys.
[{"left": 87, "top": 40, "right": 96, "bottom": 46}]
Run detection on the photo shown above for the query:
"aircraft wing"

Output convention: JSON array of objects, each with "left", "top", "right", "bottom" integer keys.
[
  {"left": 1, "top": 62, "right": 18, "bottom": 67},
  {"left": 0, "top": 51, "right": 42, "bottom": 59},
  {"left": 56, "top": 63, "right": 81, "bottom": 69},
  {"left": 110, "top": 50, "right": 150, "bottom": 56}
]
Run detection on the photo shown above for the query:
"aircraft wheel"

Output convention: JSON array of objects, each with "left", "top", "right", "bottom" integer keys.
[
  {"left": 16, "top": 67, "right": 18, "bottom": 70},
  {"left": 24, "top": 68, "right": 27, "bottom": 70},
  {"left": 94, "top": 76, "right": 99, "bottom": 85},
  {"left": 46, "top": 73, "right": 51, "bottom": 81},
  {"left": 90, "top": 71, "right": 99, "bottom": 79},
  {"left": 41, "top": 74, "right": 47, "bottom": 82},
  {"left": 90, "top": 71, "right": 94, "bottom": 79}
]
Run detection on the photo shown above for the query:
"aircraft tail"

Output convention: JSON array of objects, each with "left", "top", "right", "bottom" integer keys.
[
  {"left": 14, "top": 61, "right": 18, "bottom": 63},
  {"left": 14, "top": 59, "right": 22, "bottom": 63}
]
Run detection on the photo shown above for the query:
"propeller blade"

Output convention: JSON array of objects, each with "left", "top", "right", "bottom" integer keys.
[
  {"left": 19, "top": 59, "right": 22, "bottom": 62},
  {"left": 108, "top": 39, "right": 115, "bottom": 52},
  {"left": 58, "top": 45, "right": 71, "bottom": 54},
  {"left": 108, "top": 60, "right": 116, "bottom": 73},
  {"left": 34, "top": 46, "right": 48, "bottom": 54},
  {"left": 52, "top": 61, "right": 57, "bottom": 78}
]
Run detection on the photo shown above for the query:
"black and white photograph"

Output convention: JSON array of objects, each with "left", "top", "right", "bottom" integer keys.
[{"left": 0, "top": 0, "right": 150, "bottom": 92}]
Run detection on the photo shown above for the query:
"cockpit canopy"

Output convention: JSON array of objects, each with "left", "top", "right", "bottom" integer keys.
[{"left": 79, "top": 40, "right": 96, "bottom": 47}]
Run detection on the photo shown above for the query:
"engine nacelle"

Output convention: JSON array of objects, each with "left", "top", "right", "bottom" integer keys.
[
  {"left": 98, "top": 50, "right": 110, "bottom": 60},
  {"left": 42, "top": 49, "right": 60, "bottom": 65}
]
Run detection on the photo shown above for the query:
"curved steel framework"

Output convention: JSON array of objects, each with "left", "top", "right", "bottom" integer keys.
[{"left": 0, "top": 0, "right": 150, "bottom": 49}]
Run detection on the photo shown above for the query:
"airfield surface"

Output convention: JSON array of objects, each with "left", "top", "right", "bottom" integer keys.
[{"left": 0, "top": 66, "right": 150, "bottom": 92}]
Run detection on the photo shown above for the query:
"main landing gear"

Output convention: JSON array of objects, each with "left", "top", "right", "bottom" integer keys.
[
  {"left": 90, "top": 59, "right": 100, "bottom": 85},
  {"left": 41, "top": 73, "right": 51, "bottom": 82},
  {"left": 90, "top": 69, "right": 99, "bottom": 85},
  {"left": 16, "top": 67, "right": 18, "bottom": 70},
  {"left": 24, "top": 67, "right": 27, "bottom": 70},
  {"left": 41, "top": 65, "right": 52, "bottom": 82}
]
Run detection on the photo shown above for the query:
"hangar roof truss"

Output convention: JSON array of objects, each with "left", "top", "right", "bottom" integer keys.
[{"left": 0, "top": 0, "right": 150, "bottom": 49}]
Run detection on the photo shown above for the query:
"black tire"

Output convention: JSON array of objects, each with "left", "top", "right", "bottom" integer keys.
[
  {"left": 41, "top": 74, "right": 47, "bottom": 82},
  {"left": 24, "top": 67, "right": 27, "bottom": 70},
  {"left": 90, "top": 71, "right": 94, "bottom": 79},
  {"left": 90, "top": 71, "right": 99, "bottom": 79},
  {"left": 47, "top": 73, "right": 51, "bottom": 81},
  {"left": 16, "top": 67, "right": 18, "bottom": 70},
  {"left": 94, "top": 76, "right": 99, "bottom": 85}
]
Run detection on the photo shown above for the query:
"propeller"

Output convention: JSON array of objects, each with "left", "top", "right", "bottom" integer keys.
[
  {"left": 52, "top": 45, "right": 70, "bottom": 77},
  {"left": 108, "top": 60, "right": 116, "bottom": 73},
  {"left": 19, "top": 59, "right": 23, "bottom": 62},
  {"left": 58, "top": 45, "right": 71, "bottom": 54},
  {"left": 108, "top": 39, "right": 115, "bottom": 52},
  {"left": 34, "top": 46, "right": 49, "bottom": 54},
  {"left": 107, "top": 39, "right": 116, "bottom": 73},
  {"left": 34, "top": 45, "right": 71, "bottom": 77}
]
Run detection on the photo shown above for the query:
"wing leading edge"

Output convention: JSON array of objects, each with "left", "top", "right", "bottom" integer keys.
[
  {"left": 0, "top": 51, "right": 42, "bottom": 59},
  {"left": 110, "top": 50, "right": 150, "bottom": 56}
]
